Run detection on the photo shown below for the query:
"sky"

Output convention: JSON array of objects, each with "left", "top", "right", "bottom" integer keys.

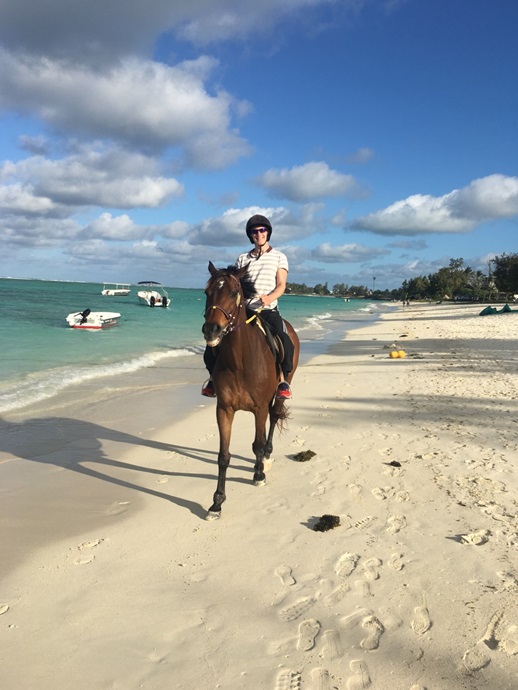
[{"left": 1, "top": 0, "right": 517, "bottom": 291}]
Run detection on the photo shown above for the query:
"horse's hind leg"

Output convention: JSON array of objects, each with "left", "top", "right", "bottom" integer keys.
[
  {"left": 265, "top": 401, "right": 282, "bottom": 459},
  {"left": 252, "top": 409, "right": 269, "bottom": 486},
  {"left": 207, "top": 406, "right": 234, "bottom": 520},
  {"left": 265, "top": 419, "right": 276, "bottom": 460}
]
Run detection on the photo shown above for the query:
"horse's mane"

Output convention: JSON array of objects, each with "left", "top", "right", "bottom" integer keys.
[{"left": 207, "top": 264, "right": 256, "bottom": 300}]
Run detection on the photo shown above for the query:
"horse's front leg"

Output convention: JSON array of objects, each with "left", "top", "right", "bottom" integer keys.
[
  {"left": 252, "top": 407, "right": 269, "bottom": 486},
  {"left": 206, "top": 405, "right": 234, "bottom": 520}
]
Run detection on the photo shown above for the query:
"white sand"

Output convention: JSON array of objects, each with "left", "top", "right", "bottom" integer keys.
[{"left": 1, "top": 302, "right": 517, "bottom": 689}]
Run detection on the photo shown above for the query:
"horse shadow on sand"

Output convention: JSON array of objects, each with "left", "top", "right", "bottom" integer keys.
[{"left": 0, "top": 415, "right": 255, "bottom": 520}]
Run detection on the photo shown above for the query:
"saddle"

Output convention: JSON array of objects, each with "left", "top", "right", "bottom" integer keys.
[{"left": 255, "top": 316, "right": 285, "bottom": 370}]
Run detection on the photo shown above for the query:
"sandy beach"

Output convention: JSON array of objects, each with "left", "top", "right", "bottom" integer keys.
[{"left": 1, "top": 302, "right": 517, "bottom": 690}]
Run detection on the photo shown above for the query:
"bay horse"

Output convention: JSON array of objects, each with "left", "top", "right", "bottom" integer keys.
[{"left": 202, "top": 261, "right": 300, "bottom": 519}]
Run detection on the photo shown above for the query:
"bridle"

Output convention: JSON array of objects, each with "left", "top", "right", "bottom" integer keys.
[{"left": 204, "top": 272, "right": 244, "bottom": 336}]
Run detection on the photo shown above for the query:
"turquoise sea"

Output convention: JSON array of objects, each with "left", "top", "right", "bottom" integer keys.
[{"left": 0, "top": 278, "right": 390, "bottom": 414}]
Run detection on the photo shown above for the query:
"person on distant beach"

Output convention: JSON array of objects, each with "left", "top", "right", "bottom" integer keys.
[{"left": 202, "top": 214, "right": 295, "bottom": 400}]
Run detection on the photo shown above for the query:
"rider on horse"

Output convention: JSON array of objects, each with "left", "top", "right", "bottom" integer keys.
[{"left": 202, "top": 214, "right": 295, "bottom": 400}]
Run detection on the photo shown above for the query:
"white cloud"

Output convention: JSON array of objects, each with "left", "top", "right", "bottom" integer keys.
[
  {"left": 258, "top": 161, "right": 362, "bottom": 202},
  {"left": 450, "top": 174, "right": 518, "bottom": 219},
  {"left": 311, "top": 242, "right": 389, "bottom": 263},
  {"left": 0, "top": 184, "right": 54, "bottom": 214},
  {"left": 1, "top": 147, "right": 183, "bottom": 209},
  {"left": 352, "top": 174, "right": 518, "bottom": 236},
  {"left": 187, "top": 204, "right": 323, "bottom": 247},
  {"left": 80, "top": 213, "right": 146, "bottom": 241},
  {"left": 0, "top": 51, "right": 250, "bottom": 167},
  {"left": 0, "top": 215, "right": 80, "bottom": 246}
]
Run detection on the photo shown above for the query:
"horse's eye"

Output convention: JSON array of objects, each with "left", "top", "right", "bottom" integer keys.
[{"left": 231, "top": 290, "right": 238, "bottom": 299}]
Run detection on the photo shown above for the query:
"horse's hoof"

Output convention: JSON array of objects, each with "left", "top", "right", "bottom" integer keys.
[
  {"left": 205, "top": 510, "right": 221, "bottom": 521},
  {"left": 253, "top": 478, "right": 266, "bottom": 487}
]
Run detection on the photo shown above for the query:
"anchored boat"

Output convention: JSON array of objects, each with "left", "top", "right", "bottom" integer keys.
[
  {"left": 136, "top": 281, "right": 170, "bottom": 308},
  {"left": 66, "top": 308, "right": 121, "bottom": 330}
]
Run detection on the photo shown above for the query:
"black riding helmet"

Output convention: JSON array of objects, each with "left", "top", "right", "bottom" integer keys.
[{"left": 246, "top": 214, "right": 272, "bottom": 243}]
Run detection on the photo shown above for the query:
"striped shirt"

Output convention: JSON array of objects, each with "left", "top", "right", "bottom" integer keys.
[{"left": 236, "top": 246, "right": 289, "bottom": 311}]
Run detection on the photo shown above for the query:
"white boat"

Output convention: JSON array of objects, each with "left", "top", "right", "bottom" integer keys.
[
  {"left": 137, "top": 281, "right": 170, "bottom": 308},
  {"left": 66, "top": 308, "right": 121, "bottom": 330},
  {"left": 101, "top": 283, "right": 131, "bottom": 296}
]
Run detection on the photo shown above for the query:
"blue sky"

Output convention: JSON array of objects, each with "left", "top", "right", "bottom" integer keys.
[{"left": 1, "top": 0, "right": 517, "bottom": 290}]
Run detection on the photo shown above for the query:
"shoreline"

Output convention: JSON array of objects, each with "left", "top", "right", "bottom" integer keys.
[
  {"left": 0, "top": 306, "right": 386, "bottom": 579},
  {"left": 1, "top": 302, "right": 517, "bottom": 689}
]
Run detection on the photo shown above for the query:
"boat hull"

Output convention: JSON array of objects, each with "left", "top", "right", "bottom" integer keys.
[
  {"left": 137, "top": 290, "right": 169, "bottom": 307},
  {"left": 101, "top": 283, "right": 131, "bottom": 296},
  {"left": 101, "top": 289, "right": 130, "bottom": 296},
  {"left": 66, "top": 311, "right": 121, "bottom": 329}
]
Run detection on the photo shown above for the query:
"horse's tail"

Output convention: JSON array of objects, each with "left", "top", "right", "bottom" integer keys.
[{"left": 270, "top": 398, "right": 290, "bottom": 432}]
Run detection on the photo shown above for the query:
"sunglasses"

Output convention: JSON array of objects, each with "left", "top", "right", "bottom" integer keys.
[{"left": 250, "top": 227, "right": 268, "bottom": 235}]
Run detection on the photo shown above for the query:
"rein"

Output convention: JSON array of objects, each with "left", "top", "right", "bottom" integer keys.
[{"left": 205, "top": 271, "right": 264, "bottom": 335}]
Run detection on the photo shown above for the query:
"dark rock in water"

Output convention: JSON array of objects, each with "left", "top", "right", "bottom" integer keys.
[
  {"left": 293, "top": 450, "right": 316, "bottom": 462},
  {"left": 313, "top": 515, "right": 340, "bottom": 532}
]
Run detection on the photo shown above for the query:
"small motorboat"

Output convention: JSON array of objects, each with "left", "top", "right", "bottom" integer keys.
[
  {"left": 137, "top": 281, "right": 170, "bottom": 308},
  {"left": 66, "top": 308, "right": 121, "bottom": 330},
  {"left": 101, "top": 282, "right": 131, "bottom": 296}
]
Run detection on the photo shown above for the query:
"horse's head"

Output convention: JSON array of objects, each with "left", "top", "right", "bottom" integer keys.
[{"left": 202, "top": 261, "right": 249, "bottom": 347}]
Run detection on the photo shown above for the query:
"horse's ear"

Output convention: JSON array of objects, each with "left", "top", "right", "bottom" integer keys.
[
  {"left": 235, "top": 262, "right": 250, "bottom": 281},
  {"left": 208, "top": 261, "right": 217, "bottom": 276}
]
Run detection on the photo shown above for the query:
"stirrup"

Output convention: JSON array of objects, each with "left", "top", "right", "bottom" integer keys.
[
  {"left": 201, "top": 379, "right": 216, "bottom": 398},
  {"left": 275, "top": 381, "right": 292, "bottom": 400}
]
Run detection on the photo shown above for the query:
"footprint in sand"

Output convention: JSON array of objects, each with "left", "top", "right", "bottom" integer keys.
[
  {"left": 388, "top": 553, "right": 405, "bottom": 571},
  {"left": 156, "top": 476, "right": 169, "bottom": 484},
  {"left": 460, "top": 529, "right": 490, "bottom": 545},
  {"left": 297, "top": 618, "right": 321, "bottom": 651},
  {"left": 354, "top": 516, "right": 377, "bottom": 530},
  {"left": 78, "top": 538, "right": 103, "bottom": 550},
  {"left": 335, "top": 552, "right": 360, "bottom": 578},
  {"left": 279, "top": 595, "right": 318, "bottom": 622},
  {"left": 411, "top": 594, "right": 432, "bottom": 635},
  {"left": 275, "top": 565, "right": 296, "bottom": 586},
  {"left": 462, "top": 644, "right": 491, "bottom": 672},
  {"left": 275, "top": 668, "right": 302, "bottom": 690},
  {"left": 74, "top": 538, "right": 103, "bottom": 565},
  {"left": 362, "top": 558, "right": 382, "bottom": 581},
  {"left": 340, "top": 608, "right": 374, "bottom": 631},
  {"left": 386, "top": 515, "right": 407, "bottom": 533},
  {"left": 371, "top": 487, "right": 388, "bottom": 500},
  {"left": 107, "top": 500, "right": 131, "bottom": 516},
  {"left": 501, "top": 625, "right": 518, "bottom": 655},
  {"left": 319, "top": 629, "right": 343, "bottom": 660},
  {"left": 360, "top": 615, "right": 384, "bottom": 650},
  {"left": 346, "top": 659, "right": 371, "bottom": 690},
  {"left": 324, "top": 581, "right": 351, "bottom": 607},
  {"left": 311, "top": 668, "right": 333, "bottom": 690},
  {"left": 355, "top": 580, "right": 373, "bottom": 598},
  {"left": 379, "top": 607, "right": 403, "bottom": 631}
]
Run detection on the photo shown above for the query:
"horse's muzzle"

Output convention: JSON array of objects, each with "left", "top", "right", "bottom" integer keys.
[{"left": 202, "top": 321, "right": 223, "bottom": 347}]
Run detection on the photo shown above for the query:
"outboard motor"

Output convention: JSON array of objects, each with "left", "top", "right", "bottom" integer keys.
[
  {"left": 150, "top": 295, "right": 156, "bottom": 307},
  {"left": 162, "top": 297, "right": 168, "bottom": 308},
  {"left": 80, "top": 308, "right": 91, "bottom": 324}
]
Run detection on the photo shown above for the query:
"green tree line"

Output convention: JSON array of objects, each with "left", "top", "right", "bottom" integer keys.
[{"left": 287, "top": 253, "right": 518, "bottom": 302}]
